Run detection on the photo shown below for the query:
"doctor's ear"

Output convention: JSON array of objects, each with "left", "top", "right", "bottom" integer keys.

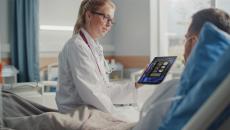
[{"left": 85, "top": 11, "right": 92, "bottom": 21}]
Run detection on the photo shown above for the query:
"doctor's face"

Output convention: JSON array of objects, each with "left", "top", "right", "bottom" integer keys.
[{"left": 87, "top": 3, "right": 115, "bottom": 39}]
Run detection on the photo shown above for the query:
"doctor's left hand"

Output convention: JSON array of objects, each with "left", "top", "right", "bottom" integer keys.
[{"left": 135, "top": 82, "right": 143, "bottom": 89}]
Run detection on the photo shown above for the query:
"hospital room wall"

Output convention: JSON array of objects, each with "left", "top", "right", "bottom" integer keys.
[
  {"left": 39, "top": 0, "right": 81, "bottom": 69},
  {"left": 113, "top": 0, "right": 150, "bottom": 56},
  {"left": 111, "top": 0, "right": 151, "bottom": 68},
  {"left": 0, "top": 0, "right": 10, "bottom": 64}
]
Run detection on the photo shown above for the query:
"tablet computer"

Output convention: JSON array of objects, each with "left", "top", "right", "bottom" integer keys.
[{"left": 138, "top": 56, "right": 177, "bottom": 84}]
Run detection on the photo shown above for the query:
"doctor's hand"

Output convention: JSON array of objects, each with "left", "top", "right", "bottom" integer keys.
[
  {"left": 134, "top": 64, "right": 149, "bottom": 89},
  {"left": 135, "top": 82, "right": 143, "bottom": 89}
]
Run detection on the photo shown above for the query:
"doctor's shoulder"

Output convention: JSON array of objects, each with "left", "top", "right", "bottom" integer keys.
[{"left": 65, "top": 35, "right": 87, "bottom": 50}]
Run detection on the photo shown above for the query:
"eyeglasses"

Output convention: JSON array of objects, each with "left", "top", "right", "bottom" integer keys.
[{"left": 91, "top": 11, "right": 115, "bottom": 25}]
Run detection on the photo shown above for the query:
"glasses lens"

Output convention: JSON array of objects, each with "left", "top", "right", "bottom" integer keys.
[{"left": 92, "top": 11, "right": 115, "bottom": 25}]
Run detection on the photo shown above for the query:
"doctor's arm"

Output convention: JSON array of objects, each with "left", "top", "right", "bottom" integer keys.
[{"left": 103, "top": 71, "right": 143, "bottom": 103}]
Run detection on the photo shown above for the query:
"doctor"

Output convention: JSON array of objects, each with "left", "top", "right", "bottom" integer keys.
[{"left": 56, "top": 0, "right": 141, "bottom": 114}]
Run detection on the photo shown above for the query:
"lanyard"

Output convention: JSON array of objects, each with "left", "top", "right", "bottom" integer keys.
[{"left": 79, "top": 31, "right": 103, "bottom": 75}]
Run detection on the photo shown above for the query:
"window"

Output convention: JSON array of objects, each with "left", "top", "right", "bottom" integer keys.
[
  {"left": 216, "top": 0, "right": 230, "bottom": 13},
  {"left": 159, "top": 0, "right": 213, "bottom": 74}
]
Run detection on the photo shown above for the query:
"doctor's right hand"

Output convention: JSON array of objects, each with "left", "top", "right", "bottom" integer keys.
[
  {"left": 135, "top": 82, "right": 143, "bottom": 89},
  {"left": 134, "top": 64, "right": 150, "bottom": 89}
]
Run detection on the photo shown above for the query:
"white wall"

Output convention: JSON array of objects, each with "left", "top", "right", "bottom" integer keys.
[
  {"left": 100, "top": 31, "right": 115, "bottom": 55},
  {"left": 216, "top": 0, "right": 230, "bottom": 13},
  {"left": 0, "top": 0, "right": 10, "bottom": 59},
  {"left": 150, "top": 0, "right": 159, "bottom": 59},
  {"left": 112, "top": 0, "right": 151, "bottom": 56},
  {"left": 39, "top": 0, "right": 80, "bottom": 57}
]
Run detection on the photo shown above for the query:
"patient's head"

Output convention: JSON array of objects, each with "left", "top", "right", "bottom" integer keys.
[{"left": 184, "top": 8, "right": 230, "bottom": 63}]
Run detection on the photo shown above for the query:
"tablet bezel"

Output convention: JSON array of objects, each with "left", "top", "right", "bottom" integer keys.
[{"left": 137, "top": 56, "right": 177, "bottom": 84}]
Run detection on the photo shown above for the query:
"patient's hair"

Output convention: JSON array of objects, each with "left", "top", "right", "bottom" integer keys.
[
  {"left": 189, "top": 8, "right": 230, "bottom": 35},
  {"left": 73, "top": 0, "right": 115, "bottom": 34}
]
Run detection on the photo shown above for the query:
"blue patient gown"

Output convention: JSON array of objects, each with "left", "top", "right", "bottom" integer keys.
[{"left": 133, "top": 79, "right": 180, "bottom": 130}]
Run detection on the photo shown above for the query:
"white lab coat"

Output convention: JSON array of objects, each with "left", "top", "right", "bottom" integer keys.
[{"left": 56, "top": 28, "right": 136, "bottom": 114}]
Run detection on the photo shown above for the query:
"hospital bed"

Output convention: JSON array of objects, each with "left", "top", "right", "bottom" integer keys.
[
  {"left": 1, "top": 80, "right": 159, "bottom": 130},
  {"left": 2, "top": 79, "right": 160, "bottom": 121},
  {"left": 1, "top": 81, "right": 58, "bottom": 109},
  {"left": 2, "top": 61, "right": 229, "bottom": 129},
  {"left": 3, "top": 60, "right": 229, "bottom": 129},
  {"left": 182, "top": 74, "right": 230, "bottom": 130},
  {"left": 2, "top": 73, "right": 229, "bottom": 130},
  {"left": 2, "top": 64, "right": 159, "bottom": 122},
  {"left": 1, "top": 60, "right": 229, "bottom": 130}
]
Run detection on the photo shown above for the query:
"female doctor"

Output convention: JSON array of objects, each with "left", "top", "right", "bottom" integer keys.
[{"left": 56, "top": 0, "right": 141, "bottom": 114}]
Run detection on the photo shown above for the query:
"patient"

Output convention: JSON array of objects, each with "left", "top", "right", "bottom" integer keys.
[{"left": 133, "top": 8, "right": 230, "bottom": 130}]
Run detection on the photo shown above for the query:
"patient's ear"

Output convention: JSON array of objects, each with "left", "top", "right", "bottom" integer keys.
[{"left": 191, "top": 35, "right": 198, "bottom": 50}]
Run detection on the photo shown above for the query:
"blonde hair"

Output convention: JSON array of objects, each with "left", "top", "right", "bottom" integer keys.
[{"left": 73, "top": 0, "right": 115, "bottom": 34}]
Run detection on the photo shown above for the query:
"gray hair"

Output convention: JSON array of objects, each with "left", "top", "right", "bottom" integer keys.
[{"left": 189, "top": 8, "right": 230, "bottom": 35}]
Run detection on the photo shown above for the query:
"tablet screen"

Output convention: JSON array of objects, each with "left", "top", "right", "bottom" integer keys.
[{"left": 138, "top": 56, "right": 177, "bottom": 84}]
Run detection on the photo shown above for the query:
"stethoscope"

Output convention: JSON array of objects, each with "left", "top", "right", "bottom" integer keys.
[
  {"left": 104, "top": 58, "right": 113, "bottom": 74},
  {"left": 79, "top": 30, "right": 113, "bottom": 76}
]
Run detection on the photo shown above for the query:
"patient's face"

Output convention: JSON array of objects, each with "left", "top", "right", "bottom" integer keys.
[{"left": 183, "top": 31, "right": 198, "bottom": 63}]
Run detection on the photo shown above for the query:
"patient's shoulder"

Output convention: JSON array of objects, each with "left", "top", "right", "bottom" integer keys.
[
  {"left": 153, "top": 79, "right": 179, "bottom": 99},
  {"left": 160, "top": 79, "right": 179, "bottom": 90},
  {"left": 141, "top": 79, "right": 179, "bottom": 112}
]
